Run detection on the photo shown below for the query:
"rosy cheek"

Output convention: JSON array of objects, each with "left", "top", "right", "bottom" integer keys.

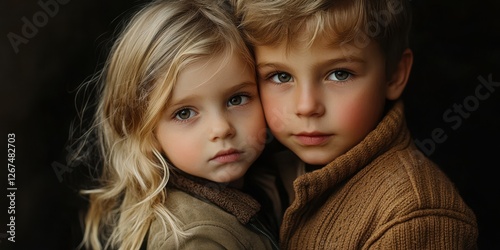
[
  {"left": 340, "top": 100, "right": 381, "bottom": 135},
  {"left": 250, "top": 121, "right": 267, "bottom": 147},
  {"left": 265, "top": 91, "right": 297, "bottom": 131},
  {"left": 338, "top": 107, "right": 362, "bottom": 131},
  {"left": 263, "top": 103, "right": 288, "bottom": 135},
  {"left": 163, "top": 138, "right": 196, "bottom": 166},
  {"left": 172, "top": 144, "right": 194, "bottom": 159}
]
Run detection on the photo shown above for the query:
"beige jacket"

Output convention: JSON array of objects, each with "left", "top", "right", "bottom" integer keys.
[{"left": 147, "top": 172, "right": 278, "bottom": 250}]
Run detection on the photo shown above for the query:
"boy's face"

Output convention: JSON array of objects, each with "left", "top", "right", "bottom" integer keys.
[
  {"left": 255, "top": 37, "right": 391, "bottom": 165},
  {"left": 155, "top": 52, "right": 266, "bottom": 183}
]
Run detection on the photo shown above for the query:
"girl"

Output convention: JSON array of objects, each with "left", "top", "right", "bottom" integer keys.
[{"left": 72, "top": 0, "right": 278, "bottom": 249}]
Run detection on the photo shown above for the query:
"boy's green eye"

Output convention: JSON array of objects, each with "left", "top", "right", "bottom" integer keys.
[
  {"left": 328, "top": 70, "right": 351, "bottom": 81},
  {"left": 271, "top": 72, "right": 293, "bottom": 83}
]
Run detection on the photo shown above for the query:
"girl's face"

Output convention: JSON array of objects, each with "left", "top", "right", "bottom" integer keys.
[{"left": 155, "top": 52, "right": 266, "bottom": 183}]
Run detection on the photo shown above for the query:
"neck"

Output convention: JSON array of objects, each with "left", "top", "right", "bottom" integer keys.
[
  {"left": 228, "top": 177, "right": 244, "bottom": 189},
  {"left": 305, "top": 163, "right": 323, "bottom": 172}
]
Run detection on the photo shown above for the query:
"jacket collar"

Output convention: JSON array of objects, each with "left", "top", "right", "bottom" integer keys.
[{"left": 169, "top": 170, "right": 261, "bottom": 224}]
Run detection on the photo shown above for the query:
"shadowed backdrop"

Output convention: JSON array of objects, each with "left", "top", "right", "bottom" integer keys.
[{"left": 1, "top": 0, "right": 499, "bottom": 249}]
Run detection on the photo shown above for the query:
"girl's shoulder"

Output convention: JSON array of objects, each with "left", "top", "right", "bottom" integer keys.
[
  {"left": 147, "top": 188, "right": 274, "bottom": 249},
  {"left": 165, "top": 188, "right": 234, "bottom": 222}
]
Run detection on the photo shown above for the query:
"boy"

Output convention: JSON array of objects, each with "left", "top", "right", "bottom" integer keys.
[{"left": 233, "top": 0, "right": 479, "bottom": 249}]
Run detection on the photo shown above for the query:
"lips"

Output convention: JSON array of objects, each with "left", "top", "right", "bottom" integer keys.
[
  {"left": 210, "top": 148, "right": 242, "bottom": 163},
  {"left": 294, "top": 132, "right": 331, "bottom": 146}
]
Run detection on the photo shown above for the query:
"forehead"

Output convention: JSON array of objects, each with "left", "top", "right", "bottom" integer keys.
[
  {"left": 255, "top": 34, "right": 383, "bottom": 65},
  {"left": 170, "top": 53, "right": 254, "bottom": 100}
]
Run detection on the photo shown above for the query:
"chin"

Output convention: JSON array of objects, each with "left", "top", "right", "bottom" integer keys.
[
  {"left": 213, "top": 168, "right": 246, "bottom": 184},
  {"left": 297, "top": 152, "right": 332, "bottom": 166}
]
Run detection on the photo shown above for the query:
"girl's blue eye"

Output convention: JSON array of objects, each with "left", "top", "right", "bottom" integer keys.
[
  {"left": 175, "top": 108, "right": 196, "bottom": 120},
  {"left": 270, "top": 72, "right": 293, "bottom": 83},
  {"left": 328, "top": 70, "right": 351, "bottom": 81},
  {"left": 228, "top": 95, "right": 250, "bottom": 106}
]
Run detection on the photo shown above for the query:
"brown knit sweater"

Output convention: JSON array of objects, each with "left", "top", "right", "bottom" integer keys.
[{"left": 279, "top": 100, "right": 478, "bottom": 249}]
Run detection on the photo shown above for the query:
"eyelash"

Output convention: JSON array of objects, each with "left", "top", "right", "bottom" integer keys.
[
  {"left": 327, "top": 69, "right": 354, "bottom": 83},
  {"left": 228, "top": 93, "right": 252, "bottom": 107},
  {"left": 268, "top": 72, "right": 292, "bottom": 84},
  {"left": 265, "top": 72, "right": 292, "bottom": 85},
  {"left": 172, "top": 107, "right": 197, "bottom": 123}
]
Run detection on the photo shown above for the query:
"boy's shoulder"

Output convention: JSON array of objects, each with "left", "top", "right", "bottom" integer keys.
[{"left": 359, "top": 143, "right": 474, "bottom": 214}]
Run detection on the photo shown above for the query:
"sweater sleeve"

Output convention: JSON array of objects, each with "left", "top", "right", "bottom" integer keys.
[{"left": 367, "top": 213, "right": 478, "bottom": 250}]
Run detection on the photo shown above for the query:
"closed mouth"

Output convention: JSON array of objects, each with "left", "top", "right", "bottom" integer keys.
[
  {"left": 294, "top": 132, "right": 331, "bottom": 146},
  {"left": 211, "top": 148, "right": 242, "bottom": 163}
]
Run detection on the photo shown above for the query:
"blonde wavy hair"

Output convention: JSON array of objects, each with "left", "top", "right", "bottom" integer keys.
[
  {"left": 232, "top": 0, "right": 412, "bottom": 75},
  {"left": 71, "top": 0, "right": 254, "bottom": 249}
]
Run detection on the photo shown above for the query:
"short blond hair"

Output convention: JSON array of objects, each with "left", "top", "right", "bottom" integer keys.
[{"left": 233, "top": 0, "right": 412, "bottom": 75}]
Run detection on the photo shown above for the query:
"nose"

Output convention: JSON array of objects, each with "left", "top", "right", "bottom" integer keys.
[
  {"left": 295, "top": 84, "right": 325, "bottom": 117},
  {"left": 209, "top": 112, "right": 236, "bottom": 141}
]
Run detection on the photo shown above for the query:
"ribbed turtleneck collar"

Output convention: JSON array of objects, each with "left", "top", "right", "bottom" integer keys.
[{"left": 291, "top": 100, "right": 410, "bottom": 208}]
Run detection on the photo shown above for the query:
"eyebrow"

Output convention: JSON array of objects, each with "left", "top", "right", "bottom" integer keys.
[
  {"left": 223, "top": 81, "right": 257, "bottom": 94},
  {"left": 257, "top": 56, "right": 366, "bottom": 70}
]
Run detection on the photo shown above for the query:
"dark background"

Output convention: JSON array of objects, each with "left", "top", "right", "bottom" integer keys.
[{"left": 1, "top": 0, "right": 499, "bottom": 249}]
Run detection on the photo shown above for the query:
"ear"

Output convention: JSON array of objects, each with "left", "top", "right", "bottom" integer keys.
[{"left": 386, "top": 48, "right": 413, "bottom": 100}]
